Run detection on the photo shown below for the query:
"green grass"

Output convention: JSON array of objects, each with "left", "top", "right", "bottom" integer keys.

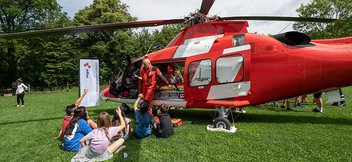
[{"left": 1, "top": 87, "right": 352, "bottom": 161}]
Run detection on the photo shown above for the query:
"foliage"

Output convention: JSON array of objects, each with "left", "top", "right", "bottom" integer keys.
[
  {"left": 0, "top": 0, "right": 71, "bottom": 87},
  {"left": 0, "top": 0, "right": 184, "bottom": 89},
  {"left": 73, "top": 0, "right": 137, "bottom": 83},
  {"left": 293, "top": 0, "right": 352, "bottom": 39}
]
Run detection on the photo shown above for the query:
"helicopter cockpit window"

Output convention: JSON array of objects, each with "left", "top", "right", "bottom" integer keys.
[
  {"left": 216, "top": 55, "right": 244, "bottom": 83},
  {"left": 188, "top": 59, "right": 212, "bottom": 86},
  {"left": 233, "top": 34, "right": 245, "bottom": 47}
]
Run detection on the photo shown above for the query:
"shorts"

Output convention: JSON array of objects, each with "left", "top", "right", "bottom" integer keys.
[
  {"left": 71, "top": 146, "right": 113, "bottom": 162},
  {"left": 313, "top": 92, "right": 322, "bottom": 98}
]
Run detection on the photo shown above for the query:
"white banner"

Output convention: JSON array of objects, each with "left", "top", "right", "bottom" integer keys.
[{"left": 79, "top": 59, "right": 100, "bottom": 107}]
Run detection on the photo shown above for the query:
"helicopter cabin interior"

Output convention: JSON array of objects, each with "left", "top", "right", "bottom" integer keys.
[{"left": 118, "top": 60, "right": 185, "bottom": 101}]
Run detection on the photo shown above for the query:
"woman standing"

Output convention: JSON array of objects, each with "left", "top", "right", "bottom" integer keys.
[{"left": 16, "top": 78, "right": 28, "bottom": 107}]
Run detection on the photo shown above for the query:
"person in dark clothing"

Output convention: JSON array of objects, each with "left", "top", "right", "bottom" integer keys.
[
  {"left": 332, "top": 88, "right": 346, "bottom": 107},
  {"left": 11, "top": 82, "right": 17, "bottom": 95},
  {"left": 156, "top": 104, "right": 174, "bottom": 138},
  {"left": 313, "top": 92, "right": 323, "bottom": 113}
]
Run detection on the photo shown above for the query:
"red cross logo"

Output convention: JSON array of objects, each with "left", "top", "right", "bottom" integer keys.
[{"left": 84, "top": 63, "right": 91, "bottom": 69}]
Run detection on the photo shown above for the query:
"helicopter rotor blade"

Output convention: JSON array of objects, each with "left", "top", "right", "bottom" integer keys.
[
  {"left": 0, "top": 19, "right": 185, "bottom": 40},
  {"left": 200, "top": 0, "right": 215, "bottom": 15},
  {"left": 219, "top": 16, "right": 339, "bottom": 23}
]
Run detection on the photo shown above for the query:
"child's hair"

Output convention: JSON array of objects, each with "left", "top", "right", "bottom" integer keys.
[
  {"left": 65, "top": 104, "right": 75, "bottom": 116},
  {"left": 139, "top": 101, "right": 149, "bottom": 114},
  {"left": 158, "top": 104, "right": 169, "bottom": 113},
  {"left": 112, "top": 107, "right": 126, "bottom": 126},
  {"left": 97, "top": 112, "right": 112, "bottom": 141},
  {"left": 17, "top": 78, "right": 23, "bottom": 83},
  {"left": 64, "top": 106, "right": 87, "bottom": 135}
]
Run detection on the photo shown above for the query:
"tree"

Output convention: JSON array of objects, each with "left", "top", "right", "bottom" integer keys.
[
  {"left": 151, "top": 24, "right": 185, "bottom": 51},
  {"left": 293, "top": 0, "right": 352, "bottom": 39},
  {"left": 74, "top": 0, "right": 137, "bottom": 83},
  {"left": 0, "top": 0, "right": 68, "bottom": 87}
]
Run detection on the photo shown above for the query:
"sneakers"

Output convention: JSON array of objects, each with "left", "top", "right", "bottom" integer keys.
[
  {"left": 16, "top": 105, "right": 20, "bottom": 107},
  {"left": 286, "top": 107, "right": 292, "bottom": 111},
  {"left": 340, "top": 103, "right": 346, "bottom": 107},
  {"left": 20, "top": 105, "right": 24, "bottom": 107},
  {"left": 233, "top": 108, "right": 246, "bottom": 113},
  {"left": 294, "top": 104, "right": 303, "bottom": 108},
  {"left": 331, "top": 102, "right": 338, "bottom": 107},
  {"left": 312, "top": 108, "right": 323, "bottom": 113}
]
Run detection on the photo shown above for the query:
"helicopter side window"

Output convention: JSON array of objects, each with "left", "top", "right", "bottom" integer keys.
[
  {"left": 188, "top": 59, "right": 212, "bottom": 86},
  {"left": 233, "top": 34, "right": 245, "bottom": 47},
  {"left": 216, "top": 55, "right": 244, "bottom": 83},
  {"left": 166, "top": 63, "right": 184, "bottom": 85},
  {"left": 155, "top": 62, "right": 185, "bottom": 90}
]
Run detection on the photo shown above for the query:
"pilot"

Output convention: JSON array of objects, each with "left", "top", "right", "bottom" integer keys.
[{"left": 135, "top": 58, "right": 170, "bottom": 114}]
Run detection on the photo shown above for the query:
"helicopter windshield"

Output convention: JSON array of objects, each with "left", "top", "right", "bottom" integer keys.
[
  {"left": 109, "top": 55, "right": 132, "bottom": 97},
  {"left": 111, "top": 55, "right": 131, "bottom": 84}
]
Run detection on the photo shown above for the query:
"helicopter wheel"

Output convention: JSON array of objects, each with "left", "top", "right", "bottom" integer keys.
[{"left": 213, "top": 117, "right": 231, "bottom": 130}]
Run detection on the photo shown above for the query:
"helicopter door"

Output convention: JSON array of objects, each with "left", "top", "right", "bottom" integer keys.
[
  {"left": 184, "top": 42, "right": 251, "bottom": 101},
  {"left": 184, "top": 55, "right": 213, "bottom": 101}
]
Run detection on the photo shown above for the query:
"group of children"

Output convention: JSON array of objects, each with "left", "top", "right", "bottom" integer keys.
[{"left": 59, "top": 89, "right": 174, "bottom": 161}]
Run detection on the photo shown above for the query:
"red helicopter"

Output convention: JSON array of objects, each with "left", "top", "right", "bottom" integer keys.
[{"left": 1, "top": 0, "right": 351, "bottom": 130}]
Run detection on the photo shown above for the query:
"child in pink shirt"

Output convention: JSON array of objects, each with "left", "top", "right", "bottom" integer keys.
[{"left": 71, "top": 107, "right": 125, "bottom": 161}]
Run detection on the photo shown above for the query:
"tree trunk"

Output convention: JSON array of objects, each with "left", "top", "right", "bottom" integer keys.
[{"left": 6, "top": 41, "right": 17, "bottom": 85}]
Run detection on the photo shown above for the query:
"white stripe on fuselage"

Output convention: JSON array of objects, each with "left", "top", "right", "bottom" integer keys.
[
  {"left": 223, "top": 44, "right": 251, "bottom": 55},
  {"left": 103, "top": 97, "right": 187, "bottom": 107},
  {"left": 207, "top": 81, "right": 250, "bottom": 100},
  {"left": 173, "top": 34, "right": 224, "bottom": 58}
]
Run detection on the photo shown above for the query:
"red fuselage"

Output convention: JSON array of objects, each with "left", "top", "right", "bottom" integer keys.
[{"left": 101, "top": 21, "right": 352, "bottom": 108}]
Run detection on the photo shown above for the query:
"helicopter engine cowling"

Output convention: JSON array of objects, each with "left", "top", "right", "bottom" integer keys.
[{"left": 271, "top": 31, "right": 311, "bottom": 46}]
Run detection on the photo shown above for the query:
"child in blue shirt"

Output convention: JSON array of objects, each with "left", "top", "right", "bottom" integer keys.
[
  {"left": 63, "top": 106, "right": 92, "bottom": 151},
  {"left": 133, "top": 94, "right": 156, "bottom": 138}
]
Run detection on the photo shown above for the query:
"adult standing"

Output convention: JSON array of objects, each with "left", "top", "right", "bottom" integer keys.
[
  {"left": 16, "top": 78, "right": 28, "bottom": 107},
  {"left": 135, "top": 58, "right": 170, "bottom": 113},
  {"left": 313, "top": 92, "right": 323, "bottom": 113},
  {"left": 332, "top": 88, "right": 346, "bottom": 107}
]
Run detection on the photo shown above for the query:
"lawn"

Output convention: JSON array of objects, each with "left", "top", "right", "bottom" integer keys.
[{"left": 1, "top": 87, "right": 352, "bottom": 161}]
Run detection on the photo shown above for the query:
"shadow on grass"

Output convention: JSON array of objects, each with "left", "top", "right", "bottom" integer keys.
[
  {"left": 90, "top": 107, "right": 352, "bottom": 126},
  {"left": 0, "top": 117, "right": 62, "bottom": 125},
  {"left": 239, "top": 113, "right": 352, "bottom": 125}
]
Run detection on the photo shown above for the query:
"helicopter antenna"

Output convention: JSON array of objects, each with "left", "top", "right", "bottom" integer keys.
[
  {"left": 145, "top": 40, "right": 155, "bottom": 55},
  {"left": 279, "top": 23, "right": 292, "bottom": 33}
]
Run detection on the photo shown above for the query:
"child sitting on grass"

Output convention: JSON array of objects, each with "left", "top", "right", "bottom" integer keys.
[
  {"left": 133, "top": 94, "right": 155, "bottom": 138},
  {"left": 155, "top": 104, "right": 174, "bottom": 138},
  {"left": 71, "top": 107, "right": 126, "bottom": 161},
  {"left": 58, "top": 105, "right": 75, "bottom": 139},
  {"left": 64, "top": 106, "right": 93, "bottom": 151},
  {"left": 59, "top": 88, "right": 97, "bottom": 139},
  {"left": 112, "top": 105, "right": 132, "bottom": 141}
]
